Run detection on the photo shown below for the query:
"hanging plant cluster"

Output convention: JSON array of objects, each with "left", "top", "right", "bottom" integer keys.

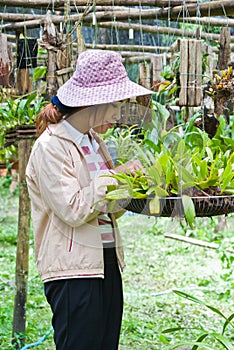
[
  {"left": 104, "top": 100, "right": 234, "bottom": 227},
  {"left": 0, "top": 93, "right": 46, "bottom": 165},
  {"left": 206, "top": 66, "right": 234, "bottom": 118}
]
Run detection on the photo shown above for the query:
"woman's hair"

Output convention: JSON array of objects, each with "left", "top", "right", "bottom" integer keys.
[{"left": 36, "top": 103, "right": 64, "bottom": 137}]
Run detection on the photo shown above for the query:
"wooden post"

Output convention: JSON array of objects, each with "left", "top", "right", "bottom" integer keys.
[
  {"left": 47, "top": 49, "right": 58, "bottom": 98},
  {"left": 136, "top": 61, "right": 152, "bottom": 108},
  {"left": 0, "top": 33, "right": 10, "bottom": 86},
  {"left": 187, "top": 40, "right": 196, "bottom": 106},
  {"left": 151, "top": 54, "right": 163, "bottom": 84},
  {"left": 76, "top": 23, "right": 86, "bottom": 55},
  {"left": 217, "top": 27, "right": 231, "bottom": 70},
  {"left": 12, "top": 138, "right": 32, "bottom": 349},
  {"left": 215, "top": 28, "right": 232, "bottom": 119},
  {"left": 16, "top": 68, "right": 33, "bottom": 94},
  {"left": 179, "top": 39, "right": 202, "bottom": 107},
  {"left": 138, "top": 61, "right": 152, "bottom": 89},
  {"left": 179, "top": 39, "right": 188, "bottom": 106}
]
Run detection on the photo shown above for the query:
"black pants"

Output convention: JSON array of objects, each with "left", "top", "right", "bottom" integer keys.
[{"left": 44, "top": 248, "right": 123, "bottom": 350}]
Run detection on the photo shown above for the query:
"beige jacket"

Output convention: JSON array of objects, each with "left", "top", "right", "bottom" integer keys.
[{"left": 26, "top": 121, "right": 125, "bottom": 282}]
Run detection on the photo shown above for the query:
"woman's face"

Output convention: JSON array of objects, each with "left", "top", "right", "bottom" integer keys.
[{"left": 91, "top": 102, "right": 125, "bottom": 134}]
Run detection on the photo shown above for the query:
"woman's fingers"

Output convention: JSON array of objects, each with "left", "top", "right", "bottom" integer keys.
[{"left": 114, "top": 160, "right": 145, "bottom": 175}]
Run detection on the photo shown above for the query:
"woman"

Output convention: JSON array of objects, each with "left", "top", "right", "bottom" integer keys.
[{"left": 26, "top": 49, "right": 152, "bottom": 350}]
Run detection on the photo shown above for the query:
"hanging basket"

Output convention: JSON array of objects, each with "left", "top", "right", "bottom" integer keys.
[
  {"left": 4, "top": 128, "right": 17, "bottom": 147},
  {"left": 118, "top": 195, "right": 234, "bottom": 218},
  {"left": 16, "top": 124, "right": 36, "bottom": 140}
]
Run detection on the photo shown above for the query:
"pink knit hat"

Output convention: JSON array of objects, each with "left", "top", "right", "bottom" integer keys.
[{"left": 57, "top": 49, "right": 152, "bottom": 107}]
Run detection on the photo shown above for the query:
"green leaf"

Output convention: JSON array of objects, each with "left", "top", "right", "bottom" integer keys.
[
  {"left": 105, "top": 187, "right": 130, "bottom": 200},
  {"left": 162, "top": 327, "right": 186, "bottom": 334},
  {"left": 211, "top": 332, "right": 234, "bottom": 350},
  {"left": 182, "top": 195, "right": 196, "bottom": 228},
  {"left": 148, "top": 164, "right": 162, "bottom": 185},
  {"left": 153, "top": 101, "right": 170, "bottom": 121},
  {"left": 205, "top": 146, "right": 214, "bottom": 162},
  {"left": 176, "top": 165, "right": 195, "bottom": 185},
  {"left": 173, "top": 290, "right": 228, "bottom": 321},
  {"left": 149, "top": 196, "right": 160, "bottom": 214},
  {"left": 146, "top": 186, "right": 168, "bottom": 197},
  {"left": 33, "top": 66, "right": 47, "bottom": 81},
  {"left": 222, "top": 313, "right": 234, "bottom": 334},
  {"left": 164, "top": 341, "right": 218, "bottom": 350},
  {"left": 132, "top": 189, "right": 147, "bottom": 199},
  {"left": 192, "top": 333, "right": 209, "bottom": 350},
  {"left": 220, "top": 163, "right": 234, "bottom": 191},
  {"left": 200, "top": 159, "right": 208, "bottom": 180}
]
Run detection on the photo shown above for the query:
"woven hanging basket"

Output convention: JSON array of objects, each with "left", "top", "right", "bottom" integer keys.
[{"left": 118, "top": 195, "right": 234, "bottom": 217}]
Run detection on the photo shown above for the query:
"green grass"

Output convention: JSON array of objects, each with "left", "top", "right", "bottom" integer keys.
[{"left": 0, "top": 183, "right": 234, "bottom": 349}]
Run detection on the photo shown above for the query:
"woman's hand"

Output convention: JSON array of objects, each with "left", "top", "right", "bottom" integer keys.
[{"left": 113, "top": 160, "right": 145, "bottom": 176}]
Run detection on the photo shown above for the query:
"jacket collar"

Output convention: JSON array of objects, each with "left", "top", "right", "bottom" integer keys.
[{"left": 45, "top": 122, "right": 115, "bottom": 169}]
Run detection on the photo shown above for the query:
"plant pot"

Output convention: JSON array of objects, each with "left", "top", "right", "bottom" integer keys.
[{"left": 118, "top": 195, "right": 234, "bottom": 218}]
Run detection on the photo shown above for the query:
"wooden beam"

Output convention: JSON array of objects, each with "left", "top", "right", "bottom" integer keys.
[
  {"left": 183, "top": 16, "right": 234, "bottom": 28},
  {"left": 0, "top": 0, "right": 200, "bottom": 9},
  {"left": 85, "top": 43, "right": 170, "bottom": 52},
  {"left": 87, "top": 42, "right": 234, "bottom": 53},
  {"left": 124, "top": 55, "right": 152, "bottom": 63},
  {"left": 95, "top": 21, "right": 234, "bottom": 43},
  {"left": 157, "top": 0, "right": 234, "bottom": 19},
  {"left": 2, "top": 10, "right": 234, "bottom": 28},
  {"left": 0, "top": 13, "right": 43, "bottom": 22},
  {"left": 2, "top": 5, "right": 234, "bottom": 32},
  {"left": 165, "top": 232, "right": 234, "bottom": 253}
]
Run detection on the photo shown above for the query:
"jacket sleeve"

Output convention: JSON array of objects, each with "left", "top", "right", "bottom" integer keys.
[{"left": 28, "top": 137, "right": 118, "bottom": 227}]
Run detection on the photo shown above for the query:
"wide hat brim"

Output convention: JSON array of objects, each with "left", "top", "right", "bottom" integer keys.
[{"left": 57, "top": 76, "right": 153, "bottom": 107}]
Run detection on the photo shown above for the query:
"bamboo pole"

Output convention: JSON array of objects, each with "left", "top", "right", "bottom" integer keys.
[{"left": 12, "top": 138, "right": 32, "bottom": 349}]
